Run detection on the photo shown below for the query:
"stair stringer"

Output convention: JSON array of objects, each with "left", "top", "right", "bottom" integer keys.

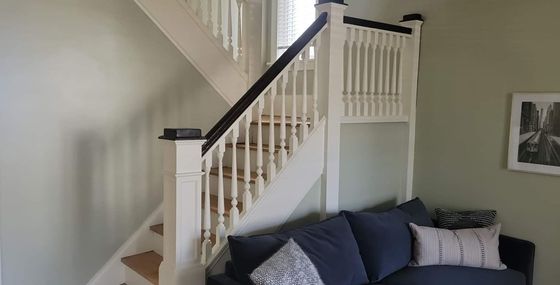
[
  {"left": 86, "top": 204, "right": 163, "bottom": 285},
  {"left": 207, "top": 118, "right": 326, "bottom": 271},
  {"left": 134, "top": 0, "right": 248, "bottom": 105}
]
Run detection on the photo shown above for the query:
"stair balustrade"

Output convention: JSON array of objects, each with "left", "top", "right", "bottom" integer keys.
[
  {"left": 152, "top": 3, "right": 423, "bottom": 285},
  {"left": 183, "top": 0, "right": 248, "bottom": 72}
]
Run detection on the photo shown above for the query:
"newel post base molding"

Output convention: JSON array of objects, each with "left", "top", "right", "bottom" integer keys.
[{"left": 158, "top": 131, "right": 206, "bottom": 285}]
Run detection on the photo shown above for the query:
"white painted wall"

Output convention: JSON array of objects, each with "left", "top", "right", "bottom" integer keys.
[{"left": 0, "top": 0, "right": 229, "bottom": 284}]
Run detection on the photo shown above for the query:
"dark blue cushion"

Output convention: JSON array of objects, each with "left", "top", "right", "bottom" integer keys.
[
  {"left": 342, "top": 209, "right": 413, "bottom": 282},
  {"left": 396, "top": 198, "right": 434, "bottom": 227},
  {"left": 377, "top": 266, "right": 526, "bottom": 285},
  {"left": 228, "top": 215, "right": 369, "bottom": 285}
]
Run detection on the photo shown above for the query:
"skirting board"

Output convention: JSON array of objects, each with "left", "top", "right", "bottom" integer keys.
[{"left": 86, "top": 204, "right": 163, "bottom": 285}]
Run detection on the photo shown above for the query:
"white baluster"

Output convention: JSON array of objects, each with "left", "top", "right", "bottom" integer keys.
[
  {"left": 256, "top": 97, "right": 265, "bottom": 196},
  {"left": 279, "top": 74, "right": 289, "bottom": 167},
  {"left": 201, "top": 158, "right": 212, "bottom": 264},
  {"left": 195, "top": 0, "right": 203, "bottom": 19},
  {"left": 345, "top": 28, "right": 354, "bottom": 116},
  {"left": 378, "top": 33, "right": 386, "bottom": 116},
  {"left": 236, "top": 0, "right": 245, "bottom": 66},
  {"left": 384, "top": 33, "right": 392, "bottom": 116},
  {"left": 229, "top": 123, "right": 240, "bottom": 227},
  {"left": 267, "top": 87, "right": 277, "bottom": 182},
  {"left": 362, "top": 30, "right": 370, "bottom": 117},
  {"left": 313, "top": 36, "right": 321, "bottom": 127},
  {"left": 215, "top": 141, "right": 226, "bottom": 248},
  {"left": 217, "top": 0, "right": 224, "bottom": 46},
  {"left": 391, "top": 34, "right": 399, "bottom": 116},
  {"left": 301, "top": 48, "right": 309, "bottom": 139},
  {"left": 243, "top": 112, "right": 253, "bottom": 211},
  {"left": 290, "top": 63, "right": 299, "bottom": 153},
  {"left": 207, "top": 0, "right": 214, "bottom": 31},
  {"left": 354, "top": 29, "right": 362, "bottom": 117},
  {"left": 397, "top": 36, "right": 406, "bottom": 116},
  {"left": 227, "top": 0, "right": 234, "bottom": 55},
  {"left": 370, "top": 31, "right": 378, "bottom": 116}
]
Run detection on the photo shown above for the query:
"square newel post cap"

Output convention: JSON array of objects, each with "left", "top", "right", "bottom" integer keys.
[
  {"left": 159, "top": 128, "right": 204, "bottom": 141},
  {"left": 316, "top": 0, "right": 347, "bottom": 5},
  {"left": 401, "top": 13, "right": 424, "bottom": 22}
]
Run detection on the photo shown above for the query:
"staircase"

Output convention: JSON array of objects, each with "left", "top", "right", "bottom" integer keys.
[{"left": 87, "top": 1, "right": 424, "bottom": 285}]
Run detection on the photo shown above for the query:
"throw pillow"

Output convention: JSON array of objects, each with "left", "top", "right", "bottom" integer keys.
[
  {"left": 250, "top": 238, "right": 324, "bottom": 285},
  {"left": 342, "top": 208, "right": 413, "bottom": 282},
  {"left": 409, "top": 223, "right": 507, "bottom": 270},
  {"left": 397, "top": 198, "right": 435, "bottom": 227},
  {"left": 228, "top": 215, "right": 369, "bottom": 285},
  {"left": 435, "top": 208, "right": 497, "bottom": 230}
]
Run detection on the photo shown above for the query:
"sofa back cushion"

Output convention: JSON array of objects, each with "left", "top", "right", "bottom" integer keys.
[
  {"left": 397, "top": 198, "right": 434, "bottom": 227},
  {"left": 342, "top": 208, "right": 413, "bottom": 282},
  {"left": 228, "top": 215, "right": 369, "bottom": 285}
]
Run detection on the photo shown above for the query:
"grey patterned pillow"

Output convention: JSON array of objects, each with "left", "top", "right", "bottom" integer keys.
[
  {"left": 250, "top": 238, "right": 324, "bottom": 285},
  {"left": 409, "top": 223, "right": 507, "bottom": 270},
  {"left": 435, "top": 208, "right": 497, "bottom": 230}
]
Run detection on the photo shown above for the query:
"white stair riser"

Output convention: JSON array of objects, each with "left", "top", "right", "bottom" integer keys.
[
  {"left": 151, "top": 232, "right": 163, "bottom": 257},
  {"left": 124, "top": 266, "right": 154, "bottom": 285},
  {"left": 251, "top": 123, "right": 308, "bottom": 147},
  {"left": 222, "top": 147, "right": 284, "bottom": 172}
]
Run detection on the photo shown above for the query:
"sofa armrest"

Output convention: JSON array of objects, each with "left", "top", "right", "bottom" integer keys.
[
  {"left": 499, "top": 235, "right": 535, "bottom": 285},
  {"left": 208, "top": 274, "right": 244, "bottom": 285}
]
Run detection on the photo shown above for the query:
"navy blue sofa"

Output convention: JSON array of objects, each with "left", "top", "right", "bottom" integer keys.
[{"left": 208, "top": 200, "right": 535, "bottom": 285}]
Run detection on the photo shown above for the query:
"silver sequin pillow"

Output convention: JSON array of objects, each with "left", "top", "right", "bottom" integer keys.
[
  {"left": 250, "top": 238, "right": 325, "bottom": 285},
  {"left": 409, "top": 223, "right": 507, "bottom": 270}
]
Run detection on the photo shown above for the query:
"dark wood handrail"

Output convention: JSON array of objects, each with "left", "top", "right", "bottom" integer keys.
[
  {"left": 343, "top": 16, "right": 412, "bottom": 35},
  {"left": 202, "top": 12, "right": 328, "bottom": 155}
]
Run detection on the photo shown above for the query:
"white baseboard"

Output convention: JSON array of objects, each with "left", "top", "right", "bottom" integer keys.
[{"left": 86, "top": 204, "right": 163, "bottom": 285}]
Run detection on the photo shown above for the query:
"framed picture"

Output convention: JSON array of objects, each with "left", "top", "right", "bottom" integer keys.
[{"left": 508, "top": 93, "right": 560, "bottom": 176}]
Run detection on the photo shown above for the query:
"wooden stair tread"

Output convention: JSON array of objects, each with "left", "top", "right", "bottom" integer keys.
[
  {"left": 252, "top": 115, "right": 310, "bottom": 126},
  {"left": 150, "top": 223, "right": 216, "bottom": 244},
  {"left": 226, "top": 142, "right": 281, "bottom": 151},
  {"left": 210, "top": 167, "right": 257, "bottom": 182},
  {"left": 149, "top": 224, "right": 164, "bottom": 236},
  {"left": 121, "top": 251, "right": 162, "bottom": 285}
]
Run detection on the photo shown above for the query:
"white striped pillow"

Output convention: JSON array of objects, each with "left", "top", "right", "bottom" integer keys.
[{"left": 409, "top": 223, "right": 507, "bottom": 270}]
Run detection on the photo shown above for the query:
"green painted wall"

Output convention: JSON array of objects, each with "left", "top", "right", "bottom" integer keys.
[
  {"left": 346, "top": 1, "right": 560, "bottom": 284},
  {"left": 0, "top": 0, "right": 229, "bottom": 284}
]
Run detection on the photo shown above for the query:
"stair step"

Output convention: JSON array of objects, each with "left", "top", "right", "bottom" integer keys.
[
  {"left": 150, "top": 223, "right": 216, "bottom": 244},
  {"left": 253, "top": 115, "right": 310, "bottom": 126},
  {"left": 121, "top": 251, "right": 162, "bottom": 285},
  {"left": 226, "top": 142, "right": 281, "bottom": 151},
  {"left": 210, "top": 167, "right": 257, "bottom": 182}
]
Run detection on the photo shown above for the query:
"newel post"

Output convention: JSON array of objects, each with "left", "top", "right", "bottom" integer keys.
[
  {"left": 399, "top": 14, "right": 424, "bottom": 201},
  {"left": 158, "top": 129, "right": 206, "bottom": 285},
  {"left": 315, "top": 0, "right": 347, "bottom": 218}
]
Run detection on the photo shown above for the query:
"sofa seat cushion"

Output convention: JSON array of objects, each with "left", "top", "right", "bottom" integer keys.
[{"left": 376, "top": 266, "right": 525, "bottom": 285}]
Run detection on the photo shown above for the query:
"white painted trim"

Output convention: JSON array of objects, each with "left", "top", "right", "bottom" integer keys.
[
  {"left": 340, "top": 116, "right": 409, "bottom": 124},
  {"left": 86, "top": 204, "right": 163, "bottom": 285},
  {"left": 206, "top": 119, "right": 326, "bottom": 269},
  {"left": 316, "top": 2, "right": 347, "bottom": 218},
  {"left": 400, "top": 19, "right": 424, "bottom": 202},
  {"left": 133, "top": 0, "right": 248, "bottom": 106}
]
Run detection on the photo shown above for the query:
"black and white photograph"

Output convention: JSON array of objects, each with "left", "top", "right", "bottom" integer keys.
[{"left": 509, "top": 93, "right": 560, "bottom": 175}]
